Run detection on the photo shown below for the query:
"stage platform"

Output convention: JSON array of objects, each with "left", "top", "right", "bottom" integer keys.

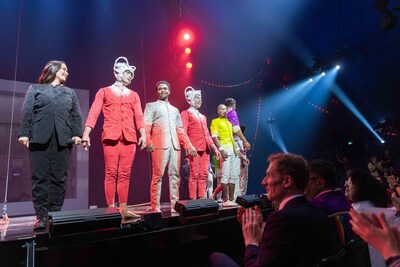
[{"left": 0, "top": 201, "right": 245, "bottom": 267}]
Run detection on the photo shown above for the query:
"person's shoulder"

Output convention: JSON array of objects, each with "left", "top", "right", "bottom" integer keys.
[
  {"left": 129, "top": 89, "right": 140, "bottom": 96},
  {"left": 99, "top": 86, "right": 110, "bottom": 91},
  {"left": 62, "top": 85, "right": 73, "bottom": 91},
  {"left": 30, "top": 83, "right": 48, "bottom": 90},
  {"left": 145, "top": 101, "right": 158, "bottom": 108}
]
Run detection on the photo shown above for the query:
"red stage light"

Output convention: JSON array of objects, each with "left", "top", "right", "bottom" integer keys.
[
  {"left": 186, "top": 62, "right": 193, "bottom": 69},
  {"left": 177, "top": 28, "right": 195, "bottom": 47},
  {"left": 185, "top": 48, "right": 191, "bottom": 54}
]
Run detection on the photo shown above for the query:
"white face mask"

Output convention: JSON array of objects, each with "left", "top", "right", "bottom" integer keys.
[
  {"left": 184, "top": 86, "right": 202, "bottom": 108},
  {"left": 113, "top": 56, "right": 136, "bottom": 81}
]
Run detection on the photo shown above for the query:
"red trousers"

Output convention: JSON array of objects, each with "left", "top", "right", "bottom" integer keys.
[
  {"left": 103, "top": 138, "right": 136, "bottom": 205},
  {"left": 188, "top": 151, "right": 210, "bottom": 199}
]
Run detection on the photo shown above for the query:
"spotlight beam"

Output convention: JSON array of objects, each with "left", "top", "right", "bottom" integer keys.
[{"left": 331, "top": 84, "right": 384, "bottom": 143}]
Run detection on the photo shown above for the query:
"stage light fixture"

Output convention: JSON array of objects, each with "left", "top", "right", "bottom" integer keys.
[
  {"left": 335, "top": 65, "right": 341, "bottom": 70},
  {"left": 49, "top": 207, "right": 122, "bottom": 237},
  {"left": 321, "top": 72, "right": 326, "bottom": 76},
  {"left": 381, "top": 140, "right": 386, "bottom": 143},
  {"left": 186, "top": 62, "right": 193, "bottom": 69},
  {"left": 236, "top": 194, "right": 275, "bottom": 221},
  {"left": 309, "top": 78, "right": 313, "bottom": 82},
  {"left": 184, "top": 47, "right": 191, "bottom": 54},
  {"left": 174, "top": 199, "right": 219, "bottom": 217},
  {"left": 183, "top": 33, "right": 191, "bottom": 40}
]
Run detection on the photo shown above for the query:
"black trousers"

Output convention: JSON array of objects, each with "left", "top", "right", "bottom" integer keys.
[{"left": 29, "top": 132, "right": 71, "bottom": 219}]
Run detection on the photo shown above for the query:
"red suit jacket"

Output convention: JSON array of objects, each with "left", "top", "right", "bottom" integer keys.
[
  {"left": 85, "top": 86, "right": 145, "bottom": 143},
  {"left": 181, "top": 108, "right": 214, "bottom": 152}
]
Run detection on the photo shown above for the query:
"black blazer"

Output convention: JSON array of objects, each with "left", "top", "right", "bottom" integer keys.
[
  {"left": 18, "top": 84, "right": 83, "bottom": 147},
  {"left": 244, "top": 196, "right": 341, "bottom": 267}
]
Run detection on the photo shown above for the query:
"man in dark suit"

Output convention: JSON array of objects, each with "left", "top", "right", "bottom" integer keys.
[{"left": 210, "top": 153, "right": 342, "bottom": 267}]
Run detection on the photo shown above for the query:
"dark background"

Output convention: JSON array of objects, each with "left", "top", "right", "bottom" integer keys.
[{"left": 1, "top": 0, "right": 399, "bottom": 208}]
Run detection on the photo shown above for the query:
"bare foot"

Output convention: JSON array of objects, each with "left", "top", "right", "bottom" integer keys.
[{"left": 120, "top": 210, "right": 141, "bottom": 219}]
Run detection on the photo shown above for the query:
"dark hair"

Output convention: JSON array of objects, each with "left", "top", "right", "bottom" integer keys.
[
  {"left": 155, "top": 81, "right": 170, "bottom": 90},
  {"left": 268, "top": 153, "right": 309, "bottom": 191},
  {"left": 308, "top": 159, "right": 338, "bottom": 188},
  {"left": 240, "top": 125, "right": 246, "bottom": 133},
  {"left": 348, "top": 169, "right": 390, "bottom": 207},
  {"left": 38, "top": 60, "right": 65, "bottom": 84},
  {"left": 224, "top": 98, "right": 236, "bottom": 107}
]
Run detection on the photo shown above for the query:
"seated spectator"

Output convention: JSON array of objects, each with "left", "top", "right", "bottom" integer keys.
[
  {"left": 345, "top": 170, "right": 394, "bottom": 267},
  {"left": 368, "top": 155, "right": 384, "bottom": 178},
  {"left": 305, "top": 159, "right": 353, "bottom": 245},
  {"left": 382, "top": 149, "right": 396, "bottom": 175},
  {"left": 349, "top": 209, "right": 400, "bottom": 267},
  {"left": 209, "top": 153, "right": 342, "bottom": 267}
]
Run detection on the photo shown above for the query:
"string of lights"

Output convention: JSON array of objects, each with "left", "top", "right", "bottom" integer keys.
[
  {"left": 200, "top": 70, "right": 263, "bottom": 88},
  {"left": 307, "top": 101, "right": 358, "bottom": 126},
  {"left": 248, "top": 96, "right": 262, "bottom": 159}
]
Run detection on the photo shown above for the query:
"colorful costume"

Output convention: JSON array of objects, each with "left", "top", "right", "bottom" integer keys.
[
  {"left": 210, "top": 117, "right": 236, "bottom": 185},
  {"left": 181, "top": 86, "right": 215, "bottom": 199},
  {"left": 84, "top": 57, "right": 144, "bottom": 206},
  {"left": 226, "top": 108, "right": 242, "bottom": 198}
]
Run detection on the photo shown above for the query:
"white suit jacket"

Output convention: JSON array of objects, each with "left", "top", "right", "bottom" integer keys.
[{"left": 144, "top": 100, "right": 190, "bottom": 150}]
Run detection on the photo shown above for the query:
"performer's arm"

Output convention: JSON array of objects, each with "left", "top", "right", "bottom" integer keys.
[
  {"left": 138, "top": 127, "right": 146, "bottom": 150},
  {"left": 233, "top": 126, "right": 251, "bottom": 150},
  {"left": 82, "top": 126, "right": 92, "bottom": 150}
]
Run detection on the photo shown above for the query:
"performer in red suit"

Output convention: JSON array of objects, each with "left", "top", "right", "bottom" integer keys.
[
  {"left": 82, "top": 57, "right": 146, "bottom": 219},
  {"left": 180, "top": 86, "right": 221, "bottom": 199}
]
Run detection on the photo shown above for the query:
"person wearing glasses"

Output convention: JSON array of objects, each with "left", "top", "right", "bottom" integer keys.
[{"left": 304, "top": 159, "right": 353, "bottom": 246}]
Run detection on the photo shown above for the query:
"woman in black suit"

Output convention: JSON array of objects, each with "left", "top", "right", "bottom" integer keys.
[{"left": 18, "top": 60, "right": 83, "bottom": 231}]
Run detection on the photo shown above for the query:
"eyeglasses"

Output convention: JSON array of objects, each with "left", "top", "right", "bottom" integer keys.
[{"left": 308, "top": 177, "right": 319, "bottom": 180}]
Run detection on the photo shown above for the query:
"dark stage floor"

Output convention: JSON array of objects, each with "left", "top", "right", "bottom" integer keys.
[{"left": 0, "top": 201, "right": 245, "bottom": 267}]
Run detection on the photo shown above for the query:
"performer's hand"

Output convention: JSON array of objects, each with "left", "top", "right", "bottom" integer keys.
[
  {"left": 221, "top": 150, "right": 228, "bottom": 159},
  {"left": 82, "top": 134, "right": 91, "bottom": 151},
  {"left": 146, "top": 143, "right": 155, "bottom": 152},
  {"left": 71, "top": 136, "right": 82, "bottom": 145},
  {"left": 213, "top": 149, "right": 222, "bottom": 160},
  {"left": 18, "top": 136, "right": 29, "bottom": 148},
  {"left": 186, "top": 143, "right": 197, "bottom": 157},
  {"left": 244, "top": 141, "right": 251, "bottom": 150},
  {"left": 138, "top": 135, "right": 146, "bottom": 150}
]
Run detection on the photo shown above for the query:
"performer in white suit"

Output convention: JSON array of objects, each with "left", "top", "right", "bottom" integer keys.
[{"left": 144, "top": 81, "right": 196, "bottom": 212}]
